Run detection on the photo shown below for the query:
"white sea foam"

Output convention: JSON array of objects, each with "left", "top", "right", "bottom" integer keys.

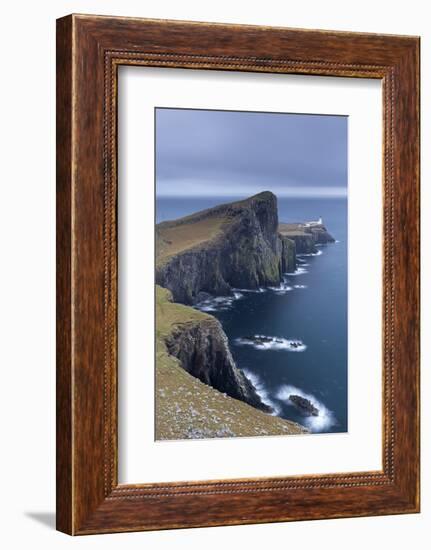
[
  {"left": 268, "top": 281, "right": 293, "bottom": 294},
  {"left": 293, "top": 284, "right": 307, "bottom": 289},
  {"left": 297, "top": 249, "right": 323, "bottom": 257},
  {"left": 235, "top": 335, "right": 307, "bottom": 352},
  {"left": 233, "top": 287, "right": 267, "bottom": 293},
  {"left": 285, "top": 266, "right": 308, "bottom": 276},
  {"left": 194, "top": 292, "right": 243, "bottom": 312},
  {"left": 242, "top": 369, "right": 280, "bottom": 415},
  {"left": 276, "top": 385, "right": 336, "bottom": 432}
]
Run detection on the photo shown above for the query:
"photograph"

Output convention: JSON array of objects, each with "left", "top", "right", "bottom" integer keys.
[
  {"left": 0, "top": 0, "right": 424, "bottom": 544},
  {"left": 155, "top": 107, "right": 348, "bottom": 440}
]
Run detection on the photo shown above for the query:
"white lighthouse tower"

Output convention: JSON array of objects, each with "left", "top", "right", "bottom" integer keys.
[{"left": 305, "top": 216, "right": 323, "bottom": 227}]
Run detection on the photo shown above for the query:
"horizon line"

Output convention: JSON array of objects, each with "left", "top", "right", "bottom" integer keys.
[
  {"left": 156, "top": 191, "right": 348, "bottom": 199},
  {"left": 156, "top": 184, "right": 347, "bottom": 199}
]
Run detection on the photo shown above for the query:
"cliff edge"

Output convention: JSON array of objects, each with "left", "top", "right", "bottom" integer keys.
[
  {"left": 155, "top": 285, "right": 308, "bottom": 438},
  {"left": 154, "top": 193, "right": 335, "bottom": 437},
  {"left": 156, "top": 285, "right": 271, "bottom": 413},
  {"left": 156, "top": 191, "right": 296, "bottom": 304},
  {"left": 279, "top": 221, "right": 335, "bottom": 254}
]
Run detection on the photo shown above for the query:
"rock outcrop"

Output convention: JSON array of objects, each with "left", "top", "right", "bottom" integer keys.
[
  {"left": 309, "top": 225, "right": 336, "bottom": 245},
  {"left": 279, "top": 234, "right": 297, "bottom": 272},
  {"left": 156, "top": 192, "right": 296, "bottom": 304},
  {"left": 156, "top": 285, "right": 271, "bottom": 414},
  {"left": 165, "top": 316, "right": 272, "bottom": 413},
  {"left": 156, "top": 355, "right": 308, "bottom": 440},
  {"left": 289, "top": 394, "right": 319, "bottom": 416},
  {"left": 279, "top": 222, "right": 335, "bottom": 255},
  {"left": 155, "top": 193, "right": 336, "bottom": 434},
  {"left": 284, "top": 232, "right": 317, "bottom": 255}
]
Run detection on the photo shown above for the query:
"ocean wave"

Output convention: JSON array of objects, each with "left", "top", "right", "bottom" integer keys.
[
  {"left": 235, "top": 335, "right": 307, "bottom": 352},
  {"left": 293, "top": 284, "right": 307, "bottom": 289},
  {"left": 297, "top": 249, "right": 323, "bottom": 257},
  {"left": 194, "top": 292, "right": 243, "bottom": 312},
  {"left": 276, "top": 385, "right": 336, "bottom": 432},
  {"left": 232, "top": 287, "right": 267, "bottom": 293},
  {"left": 285, "top": 266, "right": 308, "bottom": 276},
  {"left": 242, "top": 369, "right": 280, "bottom": 415},
  {"left": 268, "top": 281, "right": 293, "bottom": 294}
]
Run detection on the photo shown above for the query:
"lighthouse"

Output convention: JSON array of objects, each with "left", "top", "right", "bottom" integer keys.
[{"left": 304, "top": 216, "right": 324, "bottom": 227}]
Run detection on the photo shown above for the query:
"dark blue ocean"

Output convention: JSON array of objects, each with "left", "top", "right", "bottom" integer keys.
[{"left": 156, "top": 196, "right": 348, "bottom": 434}]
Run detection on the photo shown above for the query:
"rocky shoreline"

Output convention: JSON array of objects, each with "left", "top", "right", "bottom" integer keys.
[
  {"left": 155, "top": 191, "right": 334, "bottom": 438},
  {"left": 157, "top": 192, "right": 334, "bottom": 305},
  {"left": 164, "top": 294, "right": 272, "bottom": 413},
  {"left": 156, "top": 192, "right": 296, "bottom": 305},
  {"left": 155, "top": 285, "right": 307, "bottom": 438}
]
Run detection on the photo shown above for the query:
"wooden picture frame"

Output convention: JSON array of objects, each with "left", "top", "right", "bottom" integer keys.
[{"left": 56, "top": 14, "right": 420, "bottom": 535}]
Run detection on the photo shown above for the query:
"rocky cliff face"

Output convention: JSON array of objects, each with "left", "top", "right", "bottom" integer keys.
[
  {"left": 155, "top": 194, "right": 335, "bottom": 428},
  {"left": 165, "top": 316, "right": 271, "bottom": 413},
  {"left": 285, "top": 233, "right": 317, "bottom": 254},
  {"left": 278, "top": 222, "right": 335, "bottom": 255},
  {"left": 279, "top": 235, "right": 296, "bottom": 272},
  {"left": 309, "top": 225, "right": 336, "bottom": 245},
  {"left": 156, "top": 192, "right": 295, "bottom": 304}
]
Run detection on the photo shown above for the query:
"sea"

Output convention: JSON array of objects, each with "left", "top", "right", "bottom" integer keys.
[{"left": 156, "top": 196, "right": 348, "bottom": 434}]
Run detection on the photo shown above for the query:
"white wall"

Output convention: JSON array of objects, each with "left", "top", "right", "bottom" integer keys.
[{"left": 0, "top": 1, "right": 428, "bottom": 548}]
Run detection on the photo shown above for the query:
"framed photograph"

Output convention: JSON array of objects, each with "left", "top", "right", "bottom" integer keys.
[{"left": 56, "top": 14, "right": 420, "bottom": 534}]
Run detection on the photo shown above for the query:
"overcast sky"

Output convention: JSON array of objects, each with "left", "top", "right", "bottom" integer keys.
[{"left": 155, "top": 108, "right": 347, "bottom": 198}]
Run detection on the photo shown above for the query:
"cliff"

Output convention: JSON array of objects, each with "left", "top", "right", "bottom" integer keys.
[
  {"left": 279, "top": 222, "right": 335, "bottom": 255},
  {"left": 156, "top": 191, "right": 296, "bottom": 304},
  {"left": 155, "top": 193, "right": 335, "bottom": 436},
  {"left": 156, "top": 285, "right": 271, "bottom": 413},
  {"left": 156, "top": 355, "right": 308, "bottom": 439}
]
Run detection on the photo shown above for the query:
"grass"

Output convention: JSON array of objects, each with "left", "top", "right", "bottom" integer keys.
[
  {"left": 156, "top": 285, "right": 210, "bottom": 336},
  {"left": 155, "top": 285, "right": 308, "bottom": 439},
  {"left": 278, "top": 222, "right": 309, "bottom": 236},
  {"left": 156, "top": 358, "right": 307, "bottom": 440},
  {"left": 155, "top": 191, "right": 280, "bottom": 266},
  {"left": 154, "top": 193, "right": 310, "bottom": 438},
  {"left": 156, "top": 216, "right": 226, "bottom": 265}
]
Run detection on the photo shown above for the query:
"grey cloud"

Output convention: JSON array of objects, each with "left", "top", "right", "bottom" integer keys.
[{"left": 156, "top": 108, "right": 347, "bottom": 198}]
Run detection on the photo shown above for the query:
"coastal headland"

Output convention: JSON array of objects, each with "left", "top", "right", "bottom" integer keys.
[{"left": 155, "top": 191, "right": 334, "bottom": 439}]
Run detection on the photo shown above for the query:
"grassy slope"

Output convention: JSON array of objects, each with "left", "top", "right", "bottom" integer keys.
[
  {"left": 155, "top": 286, "right": 308, "bottom": 439},
  {"left": 156, "top": 192, "right": 276, "bottom": 266},
  {"left": 157, "top": 216, "right": 307, "bottom": 268},
  {"left": 156, "top": 216, "right": 225, "bottom": 265},
  {"left": 278, "top": 222, "right": 309, "bottom": 237}
]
